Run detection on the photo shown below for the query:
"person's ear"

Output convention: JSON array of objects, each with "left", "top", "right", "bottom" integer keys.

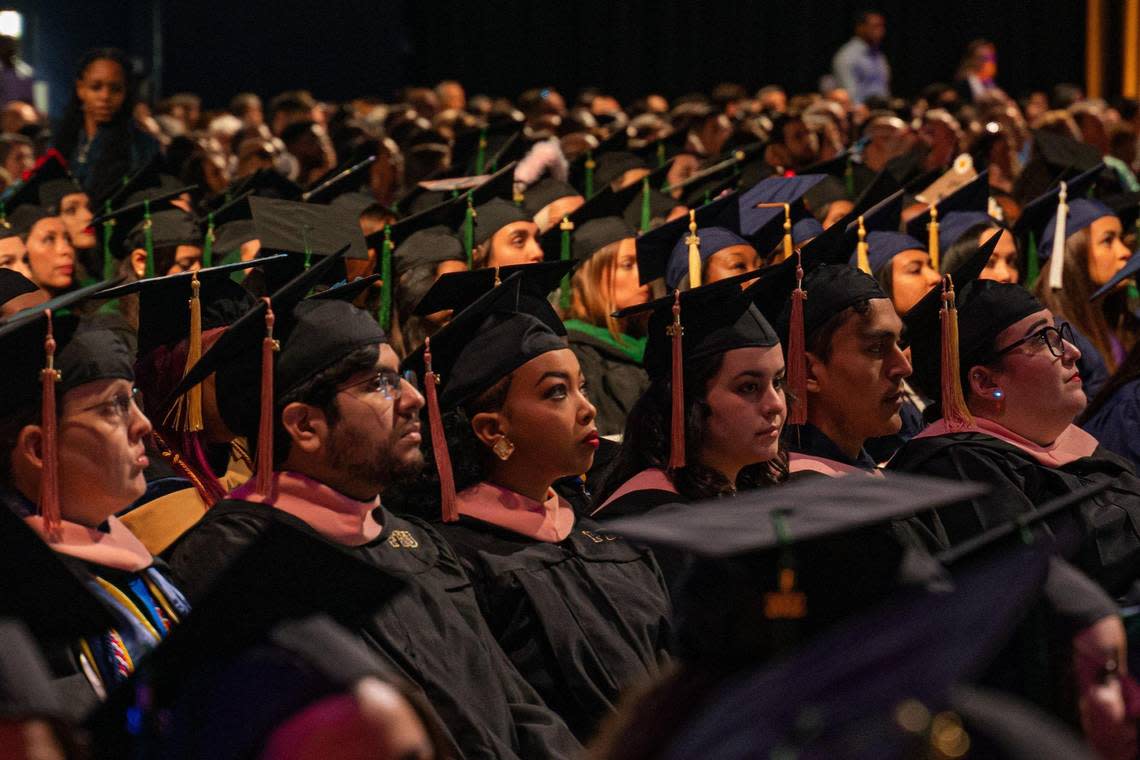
[
  {"left": 280, "top": 402, "right": 329, "bottom": 456},
  {"left": 967, "top": 366, "right": 1000, "bottom": 401},
  {"left": 469, "top": 411, "right": 507, "bottom": 451},
  {"left": 804, "top": 351, "right": 825, "bottom": 394},
  {"left": 13, "top": 425, "right": 44, "bottom": 473},
  {"left": 129, "top": 248, "right": 147, "bottom": 278}
]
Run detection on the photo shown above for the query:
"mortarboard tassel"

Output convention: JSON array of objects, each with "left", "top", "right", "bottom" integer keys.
[
  {"left": 786, "top": 251, "right": 809, "bottom": 425},
  {"left": 302, "top": 224, "right": 313, "bottom": 270},
  {"left": 843, "top": 157, "right": 854, "bottom": 198},
  {"left": 142, "top": 199, "right": 155, "bottom": 279},
  {"left": 667, "top": 291, "right": 686, "bottom": 470},
  {"left": 764, "top": 513, "right": 806, "bottom": 621},
  {"left": 927, "top": 204, "right": 940, "bottom": 271},
  {"left": 462, "top": 191, "right": 476, "bottom": 268},
  {"left": 939, "top": 275, "right": 973, "bottom": 431},
  {"left": 379, "top": 224, "right": 393, "bottom": 330},
  {"left": 686, "top": 210, "right": 702, "bottom": 288},
  {"left": 559, "top": 216, "right": 574, "bottom": 311},
  {"left": 101, "top": 200, "right": 116, "bottom": 280},
  {"left": 423, "top": 338, "right": 457, "bottom": 522},
  {"left": 513, "top": 183, "right": 525, "bottom": 207},
  {"left": 164, "top": 273, "right": 205, "bottom": 432},
  {"left": 1026, "top": 230, "right": 1039, "bottom": 287},
  {"left": 855, "top": 216, "right": 871, "bottom": 274},
  {"left": 39, "top": 310, "right": 62, "bottom": 539},
  {"left": 1047, "top": 182, "right": 1068, "bottom": 291},
  {"left": 202, "top": 212, "right": 215, "bottom": 268},
  {"left": 584, "top": 150, "right": 596, "bottom": 198},
  {"left": 475, "top": 126, "right": 488, "bottom": 176},
  {"left": 255, "top": 299, "right": 279, "bottom": 497},
  {"left": 781, "top": 203, "right": 793, "bottom": 263},
  {"left": 656, "top": 141, "right": 666, "bottom": 169},
  {"left": 639, "top": 177, "right": 652, "bottom": 233}
]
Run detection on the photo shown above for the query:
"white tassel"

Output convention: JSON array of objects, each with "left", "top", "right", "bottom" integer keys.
[{"left": 1048, "top": 182, "right": 1068, "bottom": 291}]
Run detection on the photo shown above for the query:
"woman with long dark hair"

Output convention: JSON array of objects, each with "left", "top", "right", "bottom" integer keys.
[
  {"left": 592, "top": 278, "right": 788, "bottom": 521},
  {"left": 53, "top": 48, "right": 160, "bottom": 202}
]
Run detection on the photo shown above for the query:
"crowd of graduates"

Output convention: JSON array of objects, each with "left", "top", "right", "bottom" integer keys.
[{"left": 3, "top": 41, "right": 1140, "bottom": 759}]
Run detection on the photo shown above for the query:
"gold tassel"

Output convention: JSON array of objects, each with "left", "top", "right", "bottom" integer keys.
[
  {"left": 39, "top": 310, "right": 62, "bottom": 540},
  {"left": 685, "top": 209, "right": 701, "bottom": 288},
  {"left": 255, "top": 300, "right": 279, "bottom": 497},
  {"left": 164, "top": 273, "right": 205, "bottom": 432},
  {"left": 940, "top": 275, "right": 973, "bottom": 431},
  {"left": 927, "top": 204, "right": 940, "bottom": 271},
  {"left": 856, "top": 216, "right": 871, "bottom": 274}
]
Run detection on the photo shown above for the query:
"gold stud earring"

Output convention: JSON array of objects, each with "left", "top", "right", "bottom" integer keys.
[{"left": 492, "top": 437, "right": 516, "bottom": 461}]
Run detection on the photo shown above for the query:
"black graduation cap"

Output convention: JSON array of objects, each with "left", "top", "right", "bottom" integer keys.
[
  {"left": 658, "top": 543, "right": 1053, "bottom": 760},
  {"left": 901, "top": 229, "right": 1010, "bottom": 405},
  {"left": 904, "top": 170, "right": 990, "bottom": 241},
  {"left": 629, "top": 127, "right": 689, "bottom": 168},
  {"left": 0, "top": 149, "right": 82, "bottom": 215},
  {"left": 90, "top": 185, "right": 200, "bottom": 279},
  {"left": 1012, "top": 162, "right": 1103, "bottom": 284},
  {"left": 538, "top": 181, "right": 643, "bottom": 262},
  {"left": 96, "top": 256, "right": 288, "bottom": 359},
  {"left": 567, "top": 130, "right": 630, "bottom": 197},
  {"left": 390, "top": 225, "right": 466, "bottom": 279},
  {"left": 593, "top": 151, "right": 648, "bottom": 190},
  {"left": 413, "top": 260, "right": 575, "bottom": 316},
  {"left": 308, "top": 273, "right": 383, "bottom": 303},
  {"left": 800, "top": 151, "right": 878, "bottom": 199},
  {"left": 301, "top": 154, "right": 377, "bottom": 204},
  {"left": 622, "top": 157, "right": 683, "bottom": 232},
  {"left": 250, "top": 195, "right": 369, "bottom": 291},
  {"left": 5, "top": 203, "right": 48, "bottom": 236},
  {"left": 0, "top": 506, "right": 116, "bottom": 644},
  {"left": 99, "top": 156, "right": 193, "bottom": 211},
  {"left": 634, "top": 192, "right": 739, "bottom": 286},
  {"left": 85, "top": 523, "right": 407, "bottom": 759},
  {"left": 208, "top": 169, "right": 303, "bottom": 211},
  {"left": 471, "top": 197, "right": 531, "bottom": 247},
  {"left": 0, "top": 268, "right": 38, "bottom": 309},
  {"left": 1014, "top": 129, "right": 1104, "bottom": 206},
  {"left": 522, "top": 177, "right": 582, "bottom": 217},
  {"left": 402, "top": 273, "right": 567, "bottom": 521},
  {"left": 452, "top": 120, "right": 520, "bottom": 175},
  {"left": 0, "top": 619, "right": 67, "bottom": 720},
  {"left": 197, "top": 190, "right": 255, "bottom": 267}
]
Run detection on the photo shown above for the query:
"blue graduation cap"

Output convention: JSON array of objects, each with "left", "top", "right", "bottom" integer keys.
[{"left": 850, "top": 231, "right": 926, "bottom": 276}]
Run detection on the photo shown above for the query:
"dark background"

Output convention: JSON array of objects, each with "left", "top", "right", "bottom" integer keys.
[{"left": 16, "top": 0, "right": 1091, "bottom": 118}]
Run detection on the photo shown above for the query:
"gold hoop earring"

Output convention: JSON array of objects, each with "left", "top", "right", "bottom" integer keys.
[{"left": 492, "top": 437, "right": 516, "bottom": 461}]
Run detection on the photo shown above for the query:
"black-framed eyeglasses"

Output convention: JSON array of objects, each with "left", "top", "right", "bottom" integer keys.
[
  {"left": 988, "top": 322, "right": 1074, "bottom": 362},
  {"left": 338, "top": 369, "right": 419, "bottom": 400},
  {"left": 79, "top": 387, "right": 144, "bottom": 425}
]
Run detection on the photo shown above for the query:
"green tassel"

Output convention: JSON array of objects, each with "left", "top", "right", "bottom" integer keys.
[
  {"left": 202, "top": 212, "right": 215, "bottom": 268},
  {"left": 656, "top": 141, "right": 666, "bottom": 169},
  {"left": 379, "top": 224, "right": 393, "bottom": 330},
  {"left": 463, "top": 192, "right": 475, "bottom": 268},
  {"left": 101, "top": 200, "right": 115, "bottom": 280},
  {"left": 584, "top": 151, "right": 595, "bottom": 197},
  {"left": 302, "top": 224, "right": 313, "bottom": 269},
  {"left": 475, "top": 127, "right": 488, "bottom": 175},
  {"left": 559, "top": 216, "right": 573, "bottom": 311},
  {"left": 639, "top": 177, "right": 651, "bottom": 233},
  {"left": 844, "top": 158, "right": 854, "bottom": 198},
  {"left": 703, "top": 189, "right": 711, "bottom": 206},
  {"left": 142, "top": 199, "right": 155, "bottom": 279},
  {"left": 1026, "top": 230, "right": 1039, "bottom": 289},
  {"left": 0, "top": 201, "right": 7, "bottom": 229},
  {"left": 1128, "top": 283, "right": 1140, "bottom": 301}
]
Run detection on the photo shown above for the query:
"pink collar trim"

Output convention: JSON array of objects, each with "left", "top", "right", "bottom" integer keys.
[
  {"left": 788, "top": 453, "right": 884, "bottom": 478},
  {"left": 230, "top": 471, "right": 382, "bottom": 546},
  {"left": 913, "top": 417, "right": 1098, "bottom": 467},
  {"left": 456, "top": 482, "right": 576, "bottom": 543},
  {"left": 594, "top": 468, "right": 678, "bottom": 515},
  {"left": 24, "top": 515, "right": 153, "bottom": 572}
]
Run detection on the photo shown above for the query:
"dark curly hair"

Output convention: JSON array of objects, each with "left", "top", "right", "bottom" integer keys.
[{"left": 594, "top": 351, "right": 789, "bottom": 506}]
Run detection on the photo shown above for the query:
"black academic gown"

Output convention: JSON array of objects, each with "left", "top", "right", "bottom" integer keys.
[
  {"left": 889, "top": 432, "right": 1140, "bottom": 604},
  {"left": 433, "top": 509, "right": 672, "bottom": 741},
  {"left": 166, "top": 499, "right": 580, "bottom": 760}
]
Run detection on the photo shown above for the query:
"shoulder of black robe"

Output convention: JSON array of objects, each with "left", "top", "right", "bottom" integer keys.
[
  {"left": 166, "top": 498, "right": 582, "bottom": 760},
  {"left": 431, "top": 514, "right": 670, "bottom": 741},
  {"left": 891, "top": 433, "right": 1140, "bottom": 601}
]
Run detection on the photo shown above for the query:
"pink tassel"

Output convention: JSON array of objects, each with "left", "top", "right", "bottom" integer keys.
[
  {"left": 423, "top": 339, "right": 457, "bottom": 521},
  {"left": 39, "top": 310, "right": 61, "bottom": 539},
  {"left": 667, "top": 291, "right": 686, "bottom": 470},
  {"left": 786, "top": 252, "right": 809, "bottom": 425}
]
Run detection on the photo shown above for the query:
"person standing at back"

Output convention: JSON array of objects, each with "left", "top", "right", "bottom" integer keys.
[{"left": 831, "top": 10, "right": 890, "bottom": 106}]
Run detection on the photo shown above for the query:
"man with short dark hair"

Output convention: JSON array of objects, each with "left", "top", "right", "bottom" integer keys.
[
  {"left": 167, "top": 297, "right": 581, "bottom": 759},
  {"left": 831, "top": 10, "right": 890, "bottom": 106}
]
